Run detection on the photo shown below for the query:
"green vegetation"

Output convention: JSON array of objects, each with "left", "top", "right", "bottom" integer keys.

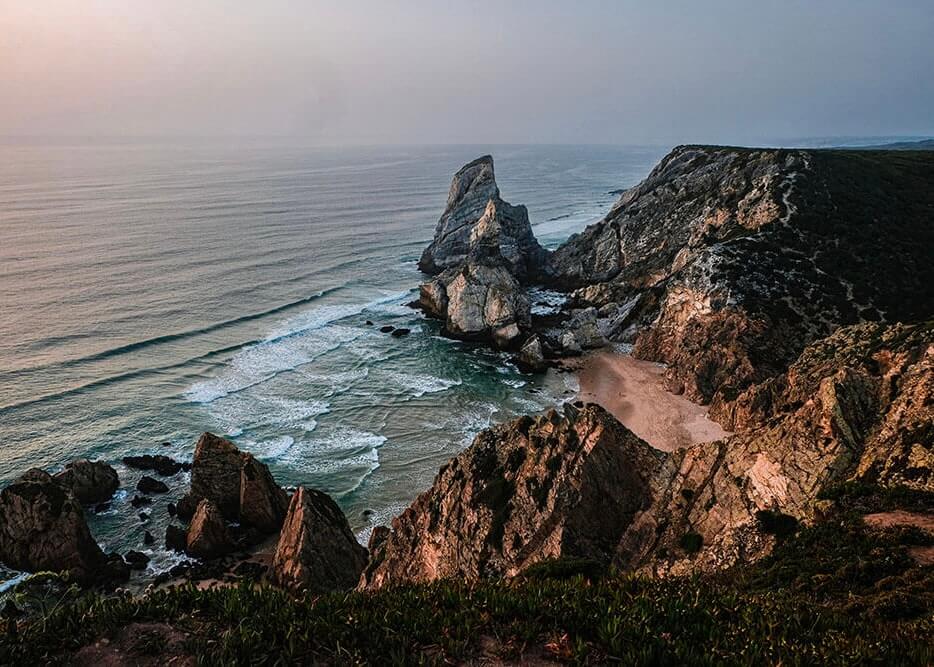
[{"left": 1, "top": 489, "right": 932, "bottom": 665}]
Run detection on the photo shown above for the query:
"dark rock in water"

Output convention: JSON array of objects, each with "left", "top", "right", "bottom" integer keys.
[
  {"left": 122, "top": 454, "right": 185, "bottom": 476},
  {"left": 175, "top": 495, "right": 197, "bottom": 520},
  {"left": 143, "top": 530, "right": 155, "bottom": 546},
  {"left": 360, "top": 405, "right": 661, "bottom": 589},
  {"left": 186, "top": 499, "right": 234, "bottom": 560},
  {"left": 138, "top": 511, "right": 149, "bottom": 522},
  {"left": 161, "top": 441, "right": 172, "bottom": 447},
  {"left": 362, "top": 509, "right": 374, "bottom": 518},
  {"left": 515, "top": 334, "right": 548, "bottom": 373},
  {"left": 390, "top": 327, "right": 411, "bottom": 337},
  {"left": 379, "top": 325, "right": 395, "bottom": 333},
  {"left": 0, "top": 469, "right": 117, "bottom": 584},
  {"left": 124, "top": 550, "right": 150, "bottom": 570},
  {"left": 178, "top": 433, "right": 290, "bottom": 536},
  {"left": 137, "top": 476, "right": 169, "bottom": 494},
  {"left": 239, "top": 454, "right": 290, "bottom": 533},
  {"left": 418, "top": 156, "right": 547, "bottom": 281},
  {"left": 53, "top": 459, "right": 119, "bottom": 505},
  {"left": 130, "top": 495, "right": 152, "bottom": 508},
  {"left": 167, "top": 502, "right": 177, "bottom": 517},
  {"left": 272, "top": 487, "right": 368, "bottom": 593},
  {"left": 165, "top": 525, "right": 187, "bottom": 553},
  {"left": 181, "top": 433, "right": 243, "bottom": 520},
  {"left": 364, "top": 320, "right": 373, "bottom": 326},
  {"left": 94, "top": 502, "right": 111, "bottom": 514}
]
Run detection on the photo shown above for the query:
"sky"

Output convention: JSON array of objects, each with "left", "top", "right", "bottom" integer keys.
[{"left": 2, "top": 1, "right": 933, "bottom": 145}]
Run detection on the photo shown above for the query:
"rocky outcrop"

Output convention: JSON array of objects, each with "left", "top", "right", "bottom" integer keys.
[
  {"left": 416, "top": 156, "right": 549, "bottom": 350},
  {"left": 240, "top": 454, "right": 290, "bottom": 534},
  {"left": 186, "top": 499, "right": 234, "bottom": 560},
  {"left": 438, "top": 259, "right": 531, "bottom": 348},
  {"left": 0, "top": 469, "right": 109, "bottom": 581},
  {"left": 272, "top": 487, "right": 367, "bottom": 593},
  {"left": 53, "top": 459, "right": 119, "bottom": 505},
  {"left": 418, "top": 156, "right": 546, "bottom": 280},
  {"left": 122, "top": 454, "right": 188, "bottom": 476},
  {"left": 617, "top": 320, "right": 933, "bottom": 575},
  {"left": 178, "top": 433, "right": 290, "bottom": 534},
  {"left": 515, "top": 334, "right": 548, "bottom": 372},
  {"left": 180, "top": 433, "right": 243, "bottom": 519},
  {"left": 361, "top": 404, "right": 662, "bottom": 588},
  {"left": 361, "top": 321, "right": 932, "bottom": 586},
  {"left": 547, "top": 146, "right": 934, "bottom": 406}
]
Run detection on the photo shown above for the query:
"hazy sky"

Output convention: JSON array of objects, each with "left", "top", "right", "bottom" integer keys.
[{"left": 2, "top": 1, "right": 932, "bottom": 145}]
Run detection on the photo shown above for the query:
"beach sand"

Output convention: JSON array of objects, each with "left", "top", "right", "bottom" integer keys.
[{"left": 570, "top": 350, "right": 731, "bottom": 452}]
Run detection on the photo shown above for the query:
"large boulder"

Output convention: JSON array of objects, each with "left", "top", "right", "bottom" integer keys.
[
  {"left": 361, "top": 404, "right": 662, "bottom": 589},
  {"left": 53, "top": 459, "right": 119, "bottom": 505},
  {"left": 418, "top": 156, "right": 546, "bottom": 280},
  {"left": 0, "top": 469, "right": 107, "bottom": 580},
  {"left": 180, "top": 433, "right": 243, "bottom": 520},
  {"left": 186, "top": 499, "right": 234, "bottom": 560},
  {"left": 439, "top": 260, "right": 531, "bottom": 348},
  {"left": 272, "top": 487, "right": 368, "bottom": 594},
  {"left": 240, "top": 454, "right": 291, "bottom": 533},
  {"left": 178, "top": 434, "right": 290, "bottom": 535}
]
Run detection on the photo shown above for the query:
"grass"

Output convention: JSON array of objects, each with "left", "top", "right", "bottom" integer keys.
[{"left": 1, "top": 487, "right": 932, "bottom": 665}]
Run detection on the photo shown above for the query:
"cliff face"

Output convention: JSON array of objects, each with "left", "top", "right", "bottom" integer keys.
[
  {"left": 361, "top": 404, "right": 663, "bottom": 589},
  {"left": 363, "top": 320, "right": 932, "bottom": 586},
  {"left": 418, "top": 155, "right": 547, "bottom": 281},
  {"left": 550, "top": 146, "right": 934, "bottom": 405},
  {"left": 416, "top": 156, "right": 546, "bottom": 348},
  {"left": 377, "top": 147, "right": 934, "bottom": 587}
]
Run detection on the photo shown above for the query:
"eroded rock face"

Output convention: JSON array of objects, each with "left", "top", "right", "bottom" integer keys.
[
  {"left": 53, "top": 459, "right": 119, "bottom": 505},
  {"left": 186, "top": 499, "right": 234, "bottom": 560},
  {"left": 178, "top": 433, "right": 289, "bottom": 534},
  {"left": 0, "top": 469, "right": 106, "bottom": 580},
  {"left": 548, "top": 146, "right": 934, "bottom": 406},
  {"left": 418, "top": 156, "right": 546, "bottom": 280},
  {"left": 361, "top": 404, "right": 662, "bottom": 589},
  {"left": 442, "top": 260, "right": 531, "bottom": 348},
  {"left": 360, "top": 322, "right": 932, "bottom": 586},
  {"left": 617, "top": 320, "right": 934, "bottom": 575},
  {"left": 182, "top": 433, "right": 243, "bottom": 520},
  {"left": 417, "top": 156, "right": 546, "bottom": 348},
  {"left": 272, "top": 487, "right": 367, "bottom": 594},
  {"left": 240, "top": 454, "right": 291, "bottom": 534}
]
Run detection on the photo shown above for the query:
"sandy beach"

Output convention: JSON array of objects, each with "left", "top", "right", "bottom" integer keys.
[{"left": 571, "top": 350, "right": 730, "bottom": 452}]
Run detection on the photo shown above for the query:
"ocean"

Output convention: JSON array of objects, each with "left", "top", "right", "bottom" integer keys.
[{"left": 0, "top": 142, "right": 664, "bottom": 577}]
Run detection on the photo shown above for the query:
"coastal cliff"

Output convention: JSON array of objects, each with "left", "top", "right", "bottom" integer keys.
[
  {"left": 2, "top": 146, "right": 932, "bottom": 664},
  {"left": 388, "top": 146, "right": 934, "bottom": 584}
]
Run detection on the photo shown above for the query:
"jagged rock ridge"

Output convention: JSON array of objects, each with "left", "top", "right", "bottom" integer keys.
[{"left": 362, "top": 320, "right": 932, "bottom": 586}]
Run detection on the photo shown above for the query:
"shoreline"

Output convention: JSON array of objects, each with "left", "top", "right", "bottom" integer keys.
[{"left": 568, "top": 350, "right": 731, "bottom": 452}]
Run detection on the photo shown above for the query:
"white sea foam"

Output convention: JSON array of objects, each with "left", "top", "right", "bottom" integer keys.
[
  {"left": 355, "top": 501, "right": 409, "bottom": 545},
  {"left": 278, "top": 428, "right": 385, "bottom": 480},
  {"left": 198, "top": 394, "right": 331, "bottom": 436},
  {"left": 387, "top": 371, "right": 462, "bottom": 398},
  {"left": 243, "top": 434, "right": 295, "bottom": 460},
  {"left": 184, "top": 325, "right": 362, "bottom": 403}
]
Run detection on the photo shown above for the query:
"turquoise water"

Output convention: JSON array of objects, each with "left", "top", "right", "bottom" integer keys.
[{"left": 0, "top": 142, "right": 664, "bottom": 576}]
